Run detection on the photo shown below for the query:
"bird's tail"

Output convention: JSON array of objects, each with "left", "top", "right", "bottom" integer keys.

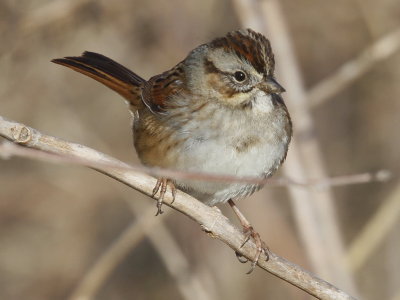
[{"left": 52, "top": 51, "right": 145, "bottom": 110}]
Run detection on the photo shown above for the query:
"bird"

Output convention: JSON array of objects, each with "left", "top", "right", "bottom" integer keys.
[{"left": 52, "top": 28, "right": 292, "bottom": 273}]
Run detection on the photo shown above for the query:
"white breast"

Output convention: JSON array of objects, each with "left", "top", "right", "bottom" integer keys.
[{"left": 168, "top": 96, "right": 290, "bottom": 205}]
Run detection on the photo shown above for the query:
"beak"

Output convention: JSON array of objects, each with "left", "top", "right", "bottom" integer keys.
[{"left": 262, "top": 77, "right": 285, "bottom": 94}]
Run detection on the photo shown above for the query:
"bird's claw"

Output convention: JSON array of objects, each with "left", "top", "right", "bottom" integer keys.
[{"left": 152, "top": 178, "right": 176, "bottom": 216}]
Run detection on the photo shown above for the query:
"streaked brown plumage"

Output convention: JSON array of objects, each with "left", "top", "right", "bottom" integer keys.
[{"left": 52, "top": 29, "right": 292, "bottom": 273}]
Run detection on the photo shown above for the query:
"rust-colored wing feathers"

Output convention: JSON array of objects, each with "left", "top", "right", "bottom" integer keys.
[
  {"left": 52, "top": 52, "right": 186, "bottom": 115},
  {"left": 142, "top": 64, "right": 186, "bottom": 114},
  {"left": 52, "top": 51, "right": 145, "bottom": 109}
]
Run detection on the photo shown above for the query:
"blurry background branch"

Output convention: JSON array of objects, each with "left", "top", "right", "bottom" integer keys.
[
  {"left": 19, "top": 0, "right": 93, "bottom": 34},
  {"left": 347, "top": 182, "right": 400, "bottom": 272},
  {"left": 68, "top": 204, "right": 217, "bottom": 300},
  {"left": 0, "top": 115, "right": 357, "bottom": 300},
  {"left": 231, "top": 0, "right": 360, "bottom": 296},
  {"left": 308, "top": 27, "right": 400, "bottom": 107}
]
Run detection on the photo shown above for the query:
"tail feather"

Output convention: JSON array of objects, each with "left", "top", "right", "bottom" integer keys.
[{"left": 52, "top": 51, "right": 145, "bottom": 109}]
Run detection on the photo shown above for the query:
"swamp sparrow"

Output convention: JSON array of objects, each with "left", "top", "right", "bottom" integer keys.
[{"left": 52, "top": 29, "right": 292, "bottom": 272}]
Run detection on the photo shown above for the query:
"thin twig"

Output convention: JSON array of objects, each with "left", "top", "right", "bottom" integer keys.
[
  {"left": 0, "top": 137, "right": 389, "bottom": 189},
  {"left": 0, "top": 115, "right": 356, "bottom": 299}
]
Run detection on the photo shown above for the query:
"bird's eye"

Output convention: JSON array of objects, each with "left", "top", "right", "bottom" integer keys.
[{"left": 233, "top": 71, "right": 246, "bottom": 82}]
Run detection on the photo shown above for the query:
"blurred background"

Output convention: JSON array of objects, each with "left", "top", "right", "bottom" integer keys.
[{"left": 1, "top": 0, "right": 399, "bottom": 299}]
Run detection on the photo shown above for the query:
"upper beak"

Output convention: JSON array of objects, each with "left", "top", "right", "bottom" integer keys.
[{"left": 262, "top": 77, "right": 285, "bottom": 94}]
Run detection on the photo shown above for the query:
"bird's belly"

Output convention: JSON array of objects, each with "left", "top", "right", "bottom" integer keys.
[
  {"left": 135, "top": 105, "right": 291, "bottom": 206},
  {"left": 171, "top": 134, "right": 288, "bottom": 205}
]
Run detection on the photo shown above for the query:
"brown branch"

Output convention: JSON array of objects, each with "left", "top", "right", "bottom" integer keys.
[
  {"left": 0, "top": 115, "right": 356, "bottom": 300},
  {"left": 0, "top": 130, "right": 388, "bottom": 189}
]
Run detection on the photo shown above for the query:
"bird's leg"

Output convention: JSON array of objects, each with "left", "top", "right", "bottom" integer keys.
[
  {"left": 152, "top": 178, "right": 176, "bottom": 216},
  {"left": 228, "top": 199, "right": 270, "bottom": 274}
]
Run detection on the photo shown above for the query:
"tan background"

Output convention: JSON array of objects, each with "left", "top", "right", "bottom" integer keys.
[{"left": 1, "top": 0, "right": 399, "bottom": 299}]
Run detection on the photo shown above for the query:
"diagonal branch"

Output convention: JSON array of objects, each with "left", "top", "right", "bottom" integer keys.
[
  {"left": 347, "top": 182, "right": 400, "bottom": 272},
  {"left": 308, "top": 27, "right": 400, "bottom": 107},
  {"left": 0, "top": 115, "right": 356, "bottom": 300}
]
